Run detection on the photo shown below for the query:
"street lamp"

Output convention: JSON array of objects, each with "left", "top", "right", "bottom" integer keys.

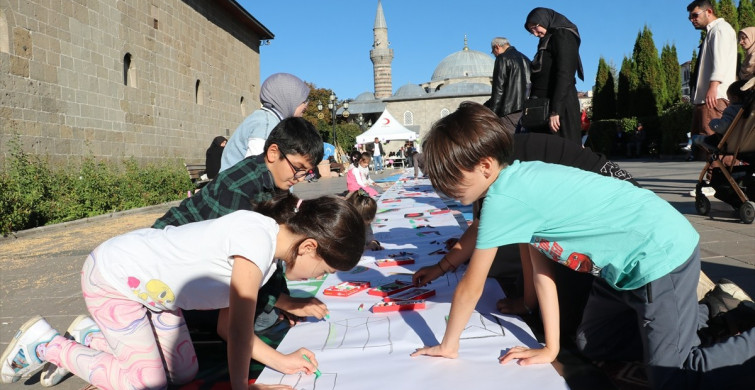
[
  {"left": 317, "top": 93, "right": 349, "bottom": 148},
  {"left": 356, "top": 113, "right": 372, "bottom": 131}
]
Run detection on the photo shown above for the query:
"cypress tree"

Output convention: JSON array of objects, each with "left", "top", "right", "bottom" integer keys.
[
  {"left": 738, "top": 0, "right": 755, "bottom": 30},
  {"left": 718, "top": 0, "right": 739, "bottom": 33},
  {"left": 661, "top": 44, "right": 682, "bottom": 107},
  {"left": 592, "top": 57, "right": 616, "bottom": 120},
  {"left": 632, "top": 26, "right": 667, "bottom": 117},
  {"left": 617, "top": 56, "right": 637, "bottom": 118}
]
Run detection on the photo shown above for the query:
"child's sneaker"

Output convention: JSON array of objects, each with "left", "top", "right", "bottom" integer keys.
[
  {"left": 39, "top": 315, "right": 100, "bottom": 387},
  {"left": 716, "top": 278, "right": 753, "bottom": 303},
  {"left": 0, "top": 316, "right": 59, "bottom": 383}
]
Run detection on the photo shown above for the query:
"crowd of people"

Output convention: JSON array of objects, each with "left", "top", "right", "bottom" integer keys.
[{"left": 2, "top": 3, "right": 754, "bottom": 390}]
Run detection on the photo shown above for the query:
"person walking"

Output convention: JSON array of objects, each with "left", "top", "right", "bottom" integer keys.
[
  {"left": 737, "top": 27, "right": 755, "bottom": 81},
  {"left": 485, "top": 37, "right": 531, "bottom": 133},
  {"left": 687, "top": 0, "right": 737, "bottom": 161},
  {"left": 366, "top": 137, "right": 385, "bottom": 173},
  {"left": 523, "top": 7, "right": 584, "bottom": 145}
]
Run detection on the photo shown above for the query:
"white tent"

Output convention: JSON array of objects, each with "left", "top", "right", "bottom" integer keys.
[{"left": 355, "top": 109, "right": 418, "bottom": 144}]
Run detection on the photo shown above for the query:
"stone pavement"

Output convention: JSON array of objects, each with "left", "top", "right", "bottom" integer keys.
[{"left": 0, "top": 159, "right": 753, "bottom": 390}]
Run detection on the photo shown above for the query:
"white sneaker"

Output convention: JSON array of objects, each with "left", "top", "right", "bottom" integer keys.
[
  {"left": 718, "top": 278, "right": 753, "bottom": 303},
  {"left": 0, "top": 316, "right": 59, "bottom": 384},
  {"left": 689, "top": 187, "right": 717, "bottom": 197},
  {"left": 39, "top": 315, "right": 100, "bottom": 387}
]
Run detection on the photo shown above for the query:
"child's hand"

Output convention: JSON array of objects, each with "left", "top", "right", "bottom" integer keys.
[
  {"left": 409, "top": 344, "right": 458, "bottom": 359},
  {"left": 499, "top": 345, "right": 558, "bottom": 366},
  {"left": 272, "top": 348, "right": 319, "bottom": 375},
  {"left": 367, "top": 240, "right": 384, "bottom": 251},
  {"left": 276, "top": 295, "right": 329, "bottom": 320},
  {"left": 412, "top": 264, "right": 444, "bottom": 286}
]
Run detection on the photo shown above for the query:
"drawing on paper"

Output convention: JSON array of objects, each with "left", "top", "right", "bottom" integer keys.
[
  {"left": 273, "top": 372, "right": 337, "bottom": 390},
  {"left": 321, "top": 317, "right": 393, "bottom": 353},
  {"left": 459, "top": 312, "right": 506, "bottom": 339}
]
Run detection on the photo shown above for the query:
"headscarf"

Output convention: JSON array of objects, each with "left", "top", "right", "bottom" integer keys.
[
  {"left": 739, "top": 27, "right": 755, "bottom": 81},
  {"left": 259, "top": 73, "right": 310, "bottom": 119},
  {"left": 524, "top": 7, "right": 584, "bottom": 81},
  {"left": 205, "top": 136, "right": 226, "bottom": 179}
]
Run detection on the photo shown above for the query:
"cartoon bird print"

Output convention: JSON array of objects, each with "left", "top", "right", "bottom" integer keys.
[
  {"left": 127, "top": 277, "right": 175, "bottom": 307},
  {"left": 144, "top": 279, "right": 175, "bottom": 306},
  {"left": 565, "top": 252, "right": 595, "bottom": 273}
]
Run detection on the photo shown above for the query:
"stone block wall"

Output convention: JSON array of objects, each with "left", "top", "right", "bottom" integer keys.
[{"left": 0, "top": 0, "right": 265, "bottom": 167}]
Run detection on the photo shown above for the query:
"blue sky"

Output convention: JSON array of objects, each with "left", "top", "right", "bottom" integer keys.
[{"left": 238, "top": 0, "right": 708, "bottom": 100}]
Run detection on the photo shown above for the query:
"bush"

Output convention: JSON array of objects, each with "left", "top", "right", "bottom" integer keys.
[
  {"left": 0, "top": 135, "right": 192, "bottom": 235},
  {"left": 658, "top": 101, "right": 694, "bottom": 154}
]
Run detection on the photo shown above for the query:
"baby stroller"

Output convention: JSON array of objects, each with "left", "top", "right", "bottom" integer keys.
[{"left": 693, "top": 82, "right": 755, "bottom": 224}]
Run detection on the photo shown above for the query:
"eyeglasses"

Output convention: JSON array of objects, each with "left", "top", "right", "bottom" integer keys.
[
  {"left": 689, "top": 10, "right": 705, "bottom": 20},
  {"left": 528, "top": 24, "right": 541, "bottom": 34},
  {"left": 281, "top": 154, "right": 311, "bottom": 179}
]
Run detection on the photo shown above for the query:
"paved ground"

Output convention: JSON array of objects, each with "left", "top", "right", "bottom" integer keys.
[{"left": 0, "top": 158, "right": 753, "bottom": 389}]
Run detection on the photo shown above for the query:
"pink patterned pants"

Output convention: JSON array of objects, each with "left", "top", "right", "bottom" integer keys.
[{"left": 44, "top": 253, "right": 198, "bottom": 390}]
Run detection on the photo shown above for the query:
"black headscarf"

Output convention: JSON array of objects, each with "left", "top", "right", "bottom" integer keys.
[
  {"left": 205, "top": 136, "right": 227, "bottom": 179},
  {"left": 524, "top": 7, "right": 584, "bottom": 81}
]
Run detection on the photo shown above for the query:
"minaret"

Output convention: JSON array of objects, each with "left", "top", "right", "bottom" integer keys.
[{"left": 370, "top": 0, "right": 393, "bottom": 99}]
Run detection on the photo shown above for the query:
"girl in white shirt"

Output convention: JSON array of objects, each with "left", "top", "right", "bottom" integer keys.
[{"left": 1, "top": 194, "right": 365, "bottom": 390}]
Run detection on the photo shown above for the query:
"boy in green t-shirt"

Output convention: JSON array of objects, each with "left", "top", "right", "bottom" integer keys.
[{"left": 410, "top": 102, "right": 755, "bottom": 389}]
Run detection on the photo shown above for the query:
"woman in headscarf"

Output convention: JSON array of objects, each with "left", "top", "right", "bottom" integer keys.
[
  {"left": 204, "top": 136, "right": 226, "bottom": 180},
  {"left": 220, "top": 73, "right": 310, "bottom": 172},
  {"left": 738, "top": 27, "right": 755, "bottom": 81},
  {"left": 523, "top": 8, "right": 584, "bottom": 144}
]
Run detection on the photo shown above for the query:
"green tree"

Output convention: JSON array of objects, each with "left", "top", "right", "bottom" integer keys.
[
  {"left": 592, "top": 57, "right": 616, "bottom": 120},
  {"left": 718, "top": 0, "right": 740, "bottom": 32},
  {"left": 632, "top": 26, "right": 667, "bottom": 117},
  {"left": 661, "top": 44, "right": 683, "bottom": 107},
  {"left": 302, "top": 84, "right": 360, "bottom": 149},
  {"left": 691, "top": 49, "right": 698, "bottom": 76},
  {"left": 617, "top": 56, "right": 637, "bottom": 118},
  {"left": 738, "top": 0, "right": 755, "bottom": 30}
]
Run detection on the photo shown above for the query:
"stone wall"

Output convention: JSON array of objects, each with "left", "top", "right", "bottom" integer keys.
[{"left": 0, "top": 0, "right": 265, "bottom": 167}]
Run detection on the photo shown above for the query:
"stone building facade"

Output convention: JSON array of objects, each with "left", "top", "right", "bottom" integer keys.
[{"left": 0, "top": 0, "right": 272, "bottom": 167}]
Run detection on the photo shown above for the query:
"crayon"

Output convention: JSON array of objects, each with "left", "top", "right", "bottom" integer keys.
[{"left": 302, "top": 354, "right": 321, "bottom": 378}]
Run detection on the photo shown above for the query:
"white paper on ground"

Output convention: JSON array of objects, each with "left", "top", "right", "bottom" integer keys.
[{"left": 262, "top": 174, "right": 569, "bottom": 389}]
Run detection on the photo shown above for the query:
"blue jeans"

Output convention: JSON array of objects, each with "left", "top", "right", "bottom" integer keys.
[
  {"left": 373, "top": 155, "right": 383, "bottom": 171},
  {"left": 576, "top": 246, "right": 755, "bottom": 389}
]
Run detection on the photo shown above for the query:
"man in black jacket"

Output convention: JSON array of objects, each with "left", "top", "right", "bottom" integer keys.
[{"left": 485, "top": 37, "right": 532, "bottom": 132}]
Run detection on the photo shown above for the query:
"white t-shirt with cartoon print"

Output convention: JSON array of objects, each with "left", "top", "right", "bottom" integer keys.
[{"left": 95, "top": 210, "right": 279, "bottom": 311}]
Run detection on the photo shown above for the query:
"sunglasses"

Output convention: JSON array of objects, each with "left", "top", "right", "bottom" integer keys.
[
  {"left": 281, "top": 154, "right": 311, "bottom": 179},
  {"left": 689, "top": 10, "right": 705, "bottom": 20}
]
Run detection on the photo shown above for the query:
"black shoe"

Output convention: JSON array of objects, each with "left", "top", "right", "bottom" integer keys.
[
  {"left": 702, "top": 301, "right": 755, "bottom": 345},
  {"left": 701, "top": 283, "right": 742, "bottom": 318}
]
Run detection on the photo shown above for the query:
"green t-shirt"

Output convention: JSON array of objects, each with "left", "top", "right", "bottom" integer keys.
[{"left": 477, "top": 160, "right": 699, "bottom": 290}]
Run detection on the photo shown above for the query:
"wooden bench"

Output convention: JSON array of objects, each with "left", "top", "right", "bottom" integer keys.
[{"left": 184, "top": 163, "right": 211, "bottom": 189}]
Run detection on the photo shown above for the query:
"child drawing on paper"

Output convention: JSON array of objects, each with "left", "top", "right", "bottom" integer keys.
[
  {"left": 346, "top": 152, "right": 380, "bottom": 197},
  {"left": 344, "top": 189, "right": 384, "bottom": 251},
  {"left": 409, "top": 101, "right": 755, "bottom": 389},
  {"left": 1, "top": 194, "right": 365, "bottom": 390}
]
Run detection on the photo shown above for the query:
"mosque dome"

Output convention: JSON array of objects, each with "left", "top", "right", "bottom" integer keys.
[
  {"left": 393, "top": 83, "right": 427, "bottom": 98},
  {"left": 432, "top": 82, "right": 491, "bottom": 97},
  {"left": 354, "top": 91, "right": 377, "bottom": 101},
  {"left": 431, "top": 39, "right": 494, "bottom": 82}
]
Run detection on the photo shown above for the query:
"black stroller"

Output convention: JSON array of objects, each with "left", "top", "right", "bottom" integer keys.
[{"left": 693, "top": 83, "right": 755, "bottom": 224}]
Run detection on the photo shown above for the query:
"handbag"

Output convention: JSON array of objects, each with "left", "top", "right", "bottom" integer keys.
[{"left": 521, "top": 97, "right": 550, "bottom": 129}]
